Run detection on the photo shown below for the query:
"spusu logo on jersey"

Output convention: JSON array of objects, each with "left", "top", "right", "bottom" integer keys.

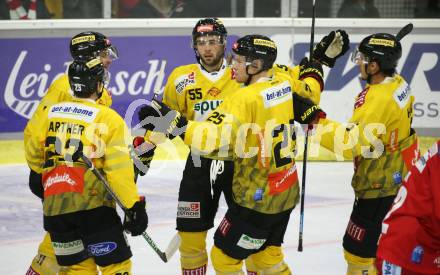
[{"left": 194, "top": 100, "right": 222, "bottom": 120}]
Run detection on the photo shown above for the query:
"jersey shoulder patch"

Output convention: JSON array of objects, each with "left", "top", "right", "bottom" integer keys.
[
  {"left": 260, "top": 81, "right": 292, "bottom": 108},
  {"left": 354, "top": 87, "right": 369, "bottom": 109},
  {"left": 392, "top": 79, "right": 411, "bottom": 109}
]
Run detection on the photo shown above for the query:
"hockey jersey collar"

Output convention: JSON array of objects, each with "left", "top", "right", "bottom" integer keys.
[{"left": 198, "top": 59, "right": 227, "bottom": 82}]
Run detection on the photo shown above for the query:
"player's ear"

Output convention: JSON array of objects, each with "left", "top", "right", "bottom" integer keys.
[{"left": 369, "top": 61, "right": 380, "bottom": 74}]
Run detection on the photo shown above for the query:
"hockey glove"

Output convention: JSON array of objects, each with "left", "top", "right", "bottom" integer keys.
[
  {"left": 132, "top": 136, "right": 156, "bottom": 177},
  {"left": 299, "top": 57, "right": 324, "bottom": 91},
  {"left": 124, "top": 197, "right": 148, "bottom": 236},
  {"left": 313, "top": 29, "right": 350, "bottom": 68},
  {"left": 292, "top": 92, "right": 326, "bottom": 126},
  {"left": 138, "top": 99, "right": 188, "bottom": 140}
]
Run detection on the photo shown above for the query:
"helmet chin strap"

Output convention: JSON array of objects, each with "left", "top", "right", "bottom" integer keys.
[{"left": 244, "top": 62, "right": 264, "bottom": 86}]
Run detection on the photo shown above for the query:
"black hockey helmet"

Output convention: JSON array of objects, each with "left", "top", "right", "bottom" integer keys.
[
  {"left": 70, "top": 31, "right": 118, "bottom": 62},
  {"left": 353, "top": 24, "right": 413, "bottom": 71},
  {"left": 68, "top": 58, "right": 106, "bottom": 98},
  {"left": 192, "top": 17, "right": 227, "bottom": 47},
  {"left": 357, "top": 33, "right": 402, "bottom": 70},
  {"left": 232, "top": 34, "right": 277, "bottom": 70}
]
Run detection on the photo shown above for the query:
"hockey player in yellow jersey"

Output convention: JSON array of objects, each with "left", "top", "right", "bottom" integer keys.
[
  {"left": 305, "top": 25, "right": 418, "bottom": 275},
  {"left": 151, "top": 17, "right": 349, "bottom": 274},
  {"left": 154, "top": 18, "right": 240, "bottom": 275},
  {"left": 26, "top": 59, "right": 148, "bottom": 274},
  {"left": 24, "top": 31, "right": 119, "bottom": 275},
  {"left": 138, "top": 34, "right": 339, "bottom": 274}
]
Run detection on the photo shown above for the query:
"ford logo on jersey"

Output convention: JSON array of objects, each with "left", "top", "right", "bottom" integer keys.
[{"left": 88, "top": 242, "right": 117, "bottom": 256}]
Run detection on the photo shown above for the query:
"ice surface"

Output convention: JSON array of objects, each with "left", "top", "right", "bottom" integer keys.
[{"left": 0, "top": 161, "right": 355, "bottom": 274}]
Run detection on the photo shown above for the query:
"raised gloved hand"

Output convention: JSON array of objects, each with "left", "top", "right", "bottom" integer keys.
[
  {"left": 313, "top": 29, "right": 350, "bottom": 67},
  {"left": 123, "top": 197, "right": 148, "bottom": 236},
  {"left": 299, "top": 57, "right": 324, "bottom": 91},
  {"left": 138, "top": 99, "right": 188, "bottom": 140},
  {"left": 292, "top": 92, "right": 326, "bottom": 127},
  {"left": 132, "top": 136, "right": 156, "bottom": 177}
]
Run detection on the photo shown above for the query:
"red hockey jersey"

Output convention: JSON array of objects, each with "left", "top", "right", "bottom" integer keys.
[{"left": 377, "top": 140, "right": 440, "bottom": 274}]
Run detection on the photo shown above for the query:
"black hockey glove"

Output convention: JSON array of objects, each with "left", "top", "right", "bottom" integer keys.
[
  {"left": 132, "top": 136, "right": 156, "bottom": 178},
  {"left": 124, "top": 197, "right": 148, "bottom": 236},
  {"left": 313, "top": 29, "right": 350, "bottom": 68},
  {"left": 292, "top": 92, "right": 326, "bottom": 126},
  {"left": 299, "top": 57, "right": 324, "bottom": 91},
  {"left": 138, "top": 99, "right": 187, "bottom": 140}
]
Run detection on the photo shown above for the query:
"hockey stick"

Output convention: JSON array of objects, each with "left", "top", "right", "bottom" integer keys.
[
  {"left": 81, "top": 154, "right": 180, "bottom": 262},
  {"left": 298, "top": 0, "right": 316, "bottom": 253}
]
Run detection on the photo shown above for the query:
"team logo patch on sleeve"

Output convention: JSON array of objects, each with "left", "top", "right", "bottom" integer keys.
[
  {"left": 174, "top": 72, "right": 195, "bottom": 94},
  {"left": 177, "top": 201, "right": 200, "bottom": 218}
]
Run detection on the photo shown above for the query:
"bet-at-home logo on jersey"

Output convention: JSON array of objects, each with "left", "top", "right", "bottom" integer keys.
[
  {"left": 175, "top": 71, "right": 195, "bottom": 94},
  {"left": 49, "top": 103, "right": 99, "bottom": 123},
  {"left": 393, "top": 80, "right": 411, "bottom": 109},
  {"left": 194, "top": 100, "right": 222, "bottom": 121},
  {"left": 261, "top": 81, "right": 292, "bottom": 108}
]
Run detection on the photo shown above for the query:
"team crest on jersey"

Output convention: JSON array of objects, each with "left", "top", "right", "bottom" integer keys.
[
  {"left": 393, "top": 81, "right": 411, "bottom": 109},
  {"left": 354, "top": 87, "right": 369, "bottom": 109},
  {"left": 261, "top": 81, "right": 292, "bottom": 108},
  {"left": 175, "top": 72, "right": 196, "bottom": 94},
  {"left": 208, "top": 87, "right": 221, "bottom": 97}
]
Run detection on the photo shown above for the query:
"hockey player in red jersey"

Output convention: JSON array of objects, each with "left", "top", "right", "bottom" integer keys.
[{"left": 376, "top": 140, "right": 440, "bottom": 275}]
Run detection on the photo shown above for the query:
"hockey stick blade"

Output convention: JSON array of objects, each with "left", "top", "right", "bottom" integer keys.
[
  {"left": 164, "top": 233, "right": 181, "bottom": 261},
  {"left": 141, "top": 232, "right": 180, "bottom": 263},
  {"left": 396, "top": 23, "right": 413, "bottom": 41}
]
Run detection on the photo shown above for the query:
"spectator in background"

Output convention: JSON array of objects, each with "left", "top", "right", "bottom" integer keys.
[
  {"left": 114, "top": 0, "right": 232, "bottom": 18},
  {"left": 337, "top": 0, "right": 380, "bottom": 18},
  {"left": 116, "top": 0, "right": 185, "bottom": 18},
  {"left": 63, "top": 0, "right": 102, "bottom": 18},
  {"left": 5, "top": 0, "right": 50, "bottom": 19}
]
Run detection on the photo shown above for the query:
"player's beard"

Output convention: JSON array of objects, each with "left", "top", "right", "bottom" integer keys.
[{"left": 200, "top": 49, "right": 224, "bottom": 70}]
